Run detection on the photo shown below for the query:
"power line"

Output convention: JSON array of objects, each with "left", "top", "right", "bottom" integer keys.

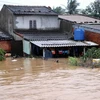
[{"left": 0, "top": 0, "right": 23, "bottom": 5}]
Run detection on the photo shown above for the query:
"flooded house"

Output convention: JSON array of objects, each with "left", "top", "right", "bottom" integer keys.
[{"left": 0, "top": 6, "right": 99, "bottom": 58}]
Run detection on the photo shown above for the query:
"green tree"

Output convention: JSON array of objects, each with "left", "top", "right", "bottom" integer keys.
[
  {"left": 52, "top": 6, "right": 65, "bottom": 14},
  {"left": 67, "top": 0, "right": 80, "bottom": 14},
  {"left": 81, "top": 0, "right": 100, "bottom": 18}
]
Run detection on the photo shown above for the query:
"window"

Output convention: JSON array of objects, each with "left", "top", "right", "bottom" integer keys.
[
  {"left": 33, "top": 20, "right": 36, "bottom": 29},
  {"left": 29, "top": 20, "right": 37, "bottom": 29},
  {"left": 29, "top": 20, "right": 32, "bottom": 29}
]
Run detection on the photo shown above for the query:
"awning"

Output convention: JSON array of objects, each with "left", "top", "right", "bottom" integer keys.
[{"left": 31, "top": 40, "right": 99, "bottom": 47}]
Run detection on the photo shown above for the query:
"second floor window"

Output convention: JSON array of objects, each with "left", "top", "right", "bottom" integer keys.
[
  {"left": 29, "top": 20, "right": 32, "bottom": 29},
  {"left": 29, "top": 20, "right": 37, "bottom": 29}
]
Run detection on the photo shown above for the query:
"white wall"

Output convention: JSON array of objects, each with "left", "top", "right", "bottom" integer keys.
[
  {"left": 14, "top": 15, "right": 59, "bottom": 30},
  {"left": 23, "top": 40, "right": 31, "bottom": 55}
]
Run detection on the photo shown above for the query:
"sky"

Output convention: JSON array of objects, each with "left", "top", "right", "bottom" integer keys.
[{"left": 0, "top": 0, "right": 95, "bottom": 10}]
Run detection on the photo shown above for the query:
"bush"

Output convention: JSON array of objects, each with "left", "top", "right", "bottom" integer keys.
[
  {"left": 81, "top": 47, "right": 100, "bottom": 67},
  {"left": 0, "top": 48, "right": 6, "bottom": 61},
  {"left": 68, "top": 57, "right": 78, "bottom": 66},
  {"left": 83, "top": 47, "right": 100, "bottom": 60}
]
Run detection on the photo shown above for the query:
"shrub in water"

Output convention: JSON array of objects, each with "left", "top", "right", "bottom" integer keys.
[
  {"left": 0, "top": 48, "right": 6, "bottom": 61},
  {"left": 68, "top": 57, "right": 78, "bottom": 66}
]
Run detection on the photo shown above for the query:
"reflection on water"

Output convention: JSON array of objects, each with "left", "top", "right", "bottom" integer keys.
[{"left": 0, "top": 58, "right": 100, "bottom": 100}]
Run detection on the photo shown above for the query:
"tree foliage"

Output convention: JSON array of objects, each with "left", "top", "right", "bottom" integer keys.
[
  {"left": 81, "top": 0, "right": 100, "bottom": 18},
  {"left": 52, "top": 0, "right": 79, "bottom": 15},
  {"left": 79, "top": 47, "right": 100, "bottom": 67},
  {"left": 67, "top": 0, "right": 79, "bottom": 14},
  {"left": 52, "top": 6, "right": 65, "bottom": 14},
  {"left": 83, "top": 47, "right": 100, "bottom": 62}
]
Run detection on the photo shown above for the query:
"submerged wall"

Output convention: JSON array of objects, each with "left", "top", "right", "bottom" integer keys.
[{"left": 0, "top": 41, "right": 11, "bottom": 52}]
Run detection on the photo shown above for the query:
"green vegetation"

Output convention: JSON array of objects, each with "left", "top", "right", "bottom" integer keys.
[
  {"left": 81, "top": 0, "right": 100, "bottom": 18},
  {"left": 67, "top": 0, "right": 79, "bottom": 14},
  {"left": 68, "top": 57, "right": 78, "bottom": 66},
  {"left": 52, "top": 0, "right": 100, "bottom": 18},
  {"left": 81, "top": 47, "right": 100, "bottom": 67},
  {"left": 68, "top": 47, "right": 100, "bottom": 67},
  {"left": 83, "top": 47, "right": 100, "bottom": 61},
  {"left": 53, "top": 6, "right": 65, "bottom": 14},
  {"left": 52, "top": 0, "right": 80, "bottom": 14},
  {"left": 0, "top": 48, "right": 6, "bottom": 61}
]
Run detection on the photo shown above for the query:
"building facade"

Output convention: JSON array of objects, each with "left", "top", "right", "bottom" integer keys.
[{"left": 0, "top": 5, "right": 60, "bottom": 40}]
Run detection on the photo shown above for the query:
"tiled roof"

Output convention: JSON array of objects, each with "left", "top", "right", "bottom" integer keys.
[
  {"left": 5, "top": 5, "right": 57, "bottom": 15},
  {"left": 31, "top": 40, "right": 98, "bottom": 47},
  {"left": 0, "top": 31, "right": 13, "bottom": 40},
  {"left": 59, "top": 15, "right": 100, "bottom": 24},
  {"left": 15, "top": 30, "right": 70, "bottom": 41}
]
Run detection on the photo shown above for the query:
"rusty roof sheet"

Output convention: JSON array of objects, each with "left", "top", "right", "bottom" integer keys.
[{"left": 59, "top": 15, "right": 100, "bottom": 24}]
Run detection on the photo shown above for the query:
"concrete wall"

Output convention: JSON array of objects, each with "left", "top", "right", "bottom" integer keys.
[
  {"left": 0, "top": 5, "right": 14, "bottom": 35},
  {"left": 60, "top": 20, "right": 73, "bottom": 32},
  {"left": 14, "top": 15, "right": 59, "bottom": 30},
  {"left": 13, "top": 32, "right": 23, "bottom": 40},
  {"left": 0, "top": 41, "right": 11, "bottom": 52},
  {"left": 59, "top": 19, "right": 74, "bottom": 39}
]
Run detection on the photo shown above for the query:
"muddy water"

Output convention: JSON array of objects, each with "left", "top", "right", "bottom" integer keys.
[{"left": 0, "top": 58, "right": 100, "bottom": 100}]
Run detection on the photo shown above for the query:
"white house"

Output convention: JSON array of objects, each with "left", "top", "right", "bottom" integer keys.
[{"left": 0, "top": 5, "right": 60, "bottom": 40}]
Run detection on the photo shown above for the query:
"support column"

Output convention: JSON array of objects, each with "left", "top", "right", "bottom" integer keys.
[
  {"left": 43, "top": 48, "right": 46, "bottom": 59},
  {"left": 83, "top": 47, "right": 86, "bottom": 56}
]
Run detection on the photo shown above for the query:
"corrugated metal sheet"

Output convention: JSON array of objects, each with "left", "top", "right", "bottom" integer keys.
[
  {"left": 31, "top": 40, "right": 98, "bottom": 47},
  {"left": 80, "top": 25, "right": 100, "bottom": 33},
  {"left": 84, "top": 41, "right": 99, "bottom": 46},
  {"left": 73, "top": 24, "right": 100, "bottom": 33}
]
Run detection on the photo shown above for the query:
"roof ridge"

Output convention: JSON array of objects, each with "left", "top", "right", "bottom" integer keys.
[
  {"left": 3, "top": 4, "right": 58, "bottom": 15},
  {"left": 4, "top": 4, "right": 47, "bottom": 8}
]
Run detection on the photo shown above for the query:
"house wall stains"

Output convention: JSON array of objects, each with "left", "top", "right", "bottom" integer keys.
[
  {"left": 0, "top": 41, "right": 11, "bottom": 52},
  {"left": 60, "top": 20, "right": 74, "bottom": 38},
  {"left": 85, "top": 30, "right": 100, "bottom": 45},
  {"left": 15, "top": 15, "right": 59, "bottom": 30},
  {"left": 0, "top": 5, "right": 14, "bottom": 35},
  {"left": 60, "top": 20, "right": 73, "bottom": 33}
]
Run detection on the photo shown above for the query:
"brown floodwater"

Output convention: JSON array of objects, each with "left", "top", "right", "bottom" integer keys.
[{"left": 0, "top": 57, "right": 100, "bottom": 100}]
